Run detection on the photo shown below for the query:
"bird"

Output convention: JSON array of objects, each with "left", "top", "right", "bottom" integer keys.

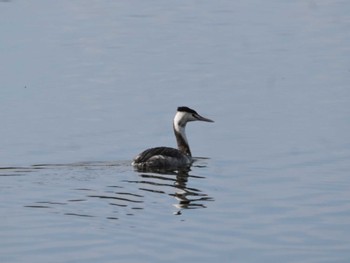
[{"left": 132, "top": 106, "right": 214, "bottom": 169}]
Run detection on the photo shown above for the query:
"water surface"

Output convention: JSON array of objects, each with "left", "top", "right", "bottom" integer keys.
[{"left": 1, "top": 0, "right": 350, "bottom": 262}]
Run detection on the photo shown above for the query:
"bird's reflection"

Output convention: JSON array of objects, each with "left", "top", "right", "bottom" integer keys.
[{"left": 132, "top": 166, "right": 214, "bottom": 215}]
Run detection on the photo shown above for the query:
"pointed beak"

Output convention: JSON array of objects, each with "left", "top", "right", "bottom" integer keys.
[{"left": 195, "top": 113, "right": 214, "bottom": 123}]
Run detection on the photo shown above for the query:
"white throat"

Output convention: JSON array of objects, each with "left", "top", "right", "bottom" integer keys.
[{"left": 173, "top": 112, "right": 188, "bottom": 144}]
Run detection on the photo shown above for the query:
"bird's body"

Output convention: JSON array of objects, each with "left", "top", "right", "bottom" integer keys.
[
  {"left": 132, "top": 146, "right": 192, "bottom": 168},
  {"left": 132, "top": 106, "right": 213, "bottom": 169}
]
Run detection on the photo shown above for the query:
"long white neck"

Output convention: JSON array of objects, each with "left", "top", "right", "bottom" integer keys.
[{"left": 173, "top": 112, "right": 191, "bottom": 156}]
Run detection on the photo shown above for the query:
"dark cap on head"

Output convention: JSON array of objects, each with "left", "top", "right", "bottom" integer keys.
[{"left": 177, "top": 106, "right": 197, "bottom": 114}]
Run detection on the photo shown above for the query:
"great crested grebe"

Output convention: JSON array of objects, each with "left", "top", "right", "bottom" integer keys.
[{"left": 132, "top": 106, "right": 214, "bottom": 169}]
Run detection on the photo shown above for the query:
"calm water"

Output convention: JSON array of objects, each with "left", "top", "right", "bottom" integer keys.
[{"left": 1, "top": 0, "right": 350, "bottom": 262}]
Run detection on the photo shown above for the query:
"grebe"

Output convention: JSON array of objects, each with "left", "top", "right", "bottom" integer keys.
[{"left": 132, "top": 106, "right": 214, "bottom": 169}]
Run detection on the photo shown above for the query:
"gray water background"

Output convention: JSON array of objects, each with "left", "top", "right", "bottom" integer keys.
[{"left": 1, "top": 0, "right": 350, "bottom": 262}]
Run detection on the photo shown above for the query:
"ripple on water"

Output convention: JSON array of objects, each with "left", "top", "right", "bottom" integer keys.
[
  {"left": 1, "top": 161, "right": 214, "bottom": 219},
  {"left": 0, "top": 161, "right": 219, "bottom": 262}
]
